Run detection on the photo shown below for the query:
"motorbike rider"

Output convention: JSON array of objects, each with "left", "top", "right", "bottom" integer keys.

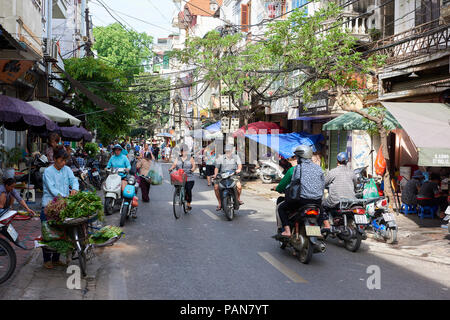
[
  {"left": 322, "top": 152, "right": 358, "bottom": 224},
  {"left": 107, "top": 144, "right": 131, "bottom": 191},
  {"left": 274, "top": 145, "right": 331, "bottom": 237},
  {"left": 213, "top": 144, "right": 243, "bottom": 211}
]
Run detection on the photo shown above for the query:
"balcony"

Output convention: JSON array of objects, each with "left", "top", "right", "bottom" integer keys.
[
  {"left": 53, "top": 0, "right": 68, "bottom": 19},
  {"left": 371, "top": 20, "right": 450, "bottom": 65},
  {"left": 321, "top": 11, "right": 372, "bottom": 42}
]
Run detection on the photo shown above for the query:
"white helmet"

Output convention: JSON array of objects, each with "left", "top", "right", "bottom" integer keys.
[{"left": 294, "top": 145, "right": 313, "bottom": 159}]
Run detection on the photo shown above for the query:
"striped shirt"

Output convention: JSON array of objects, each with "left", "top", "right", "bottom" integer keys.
[{"left": 323, "top": 164, "right": 358, "bottom": 208}]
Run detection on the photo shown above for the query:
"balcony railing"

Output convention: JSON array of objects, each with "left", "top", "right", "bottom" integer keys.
[
  {"left": 320, "top": 11, "right": 371, "bottom": 42},
  {"left": 371, "top": 20, "right": 450, "bottom": 65}
]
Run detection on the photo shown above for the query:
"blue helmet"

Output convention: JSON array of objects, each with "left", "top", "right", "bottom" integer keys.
[
  {"left": 112, "top": 144, "right": 123, "bottom": 151},
  {"left": 337, "top": 152, "right": 348, "bottom": 164}
]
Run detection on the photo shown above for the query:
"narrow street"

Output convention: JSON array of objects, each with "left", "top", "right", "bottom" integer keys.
[{"left": 89, "top": 163, "right": 450, "bottom": 300}]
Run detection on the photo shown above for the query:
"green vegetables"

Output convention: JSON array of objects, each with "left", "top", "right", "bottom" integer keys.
[
  {"left": 39, "top": 240, "right": 74, "bottom": 255},
  {"left": 60, "top": 192, "right": 104, "bottom": 222},
  {"left": 89, "top": 225, "right": 123, "bottom": 244}
]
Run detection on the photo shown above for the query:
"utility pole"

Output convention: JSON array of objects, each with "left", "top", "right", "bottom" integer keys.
[{"left": 85, "top": 8, "right": 93, "bottom": 57}]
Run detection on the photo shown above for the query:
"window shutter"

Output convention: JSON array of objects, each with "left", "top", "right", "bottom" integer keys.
[{"left": 241, "top": 4, "right": 249, "bottom": 32}]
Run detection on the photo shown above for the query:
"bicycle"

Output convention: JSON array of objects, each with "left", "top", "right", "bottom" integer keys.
[{"left": 169, "top": 169, "right": 188, "bottom": 219}]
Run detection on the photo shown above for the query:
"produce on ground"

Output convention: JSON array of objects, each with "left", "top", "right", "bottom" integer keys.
[{"left": 89, "top": 225, "right": 123, "bottom": 244}]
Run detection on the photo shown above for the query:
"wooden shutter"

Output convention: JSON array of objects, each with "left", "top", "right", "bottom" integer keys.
[{"left": 241, "top": 4, "right": 249, "bottom": 32}]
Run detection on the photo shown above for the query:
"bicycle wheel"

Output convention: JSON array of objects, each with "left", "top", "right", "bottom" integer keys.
[
  {"left": 0, "top": 238, "right": 16, "bottom": 284},
  {"left": 173, "top": 187, "right": 182, "bottom": 219},
  {"left": 181, "top": 187, "right": 187, "bottom": 214}
]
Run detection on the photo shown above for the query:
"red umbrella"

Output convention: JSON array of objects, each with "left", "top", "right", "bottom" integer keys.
[{"left": 232, "top": 121, "right": 287, "bottom": 137}]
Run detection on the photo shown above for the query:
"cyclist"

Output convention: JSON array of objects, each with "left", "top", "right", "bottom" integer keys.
[{"left": 169, "top": 144, "right": 196, "bottom": 211}]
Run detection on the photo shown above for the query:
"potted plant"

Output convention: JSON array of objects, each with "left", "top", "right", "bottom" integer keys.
[{"left": 0, "top": 146, "right": 23, "bottom": 180}]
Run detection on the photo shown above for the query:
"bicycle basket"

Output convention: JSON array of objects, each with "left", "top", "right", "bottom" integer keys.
[{"left": 170, "top": 170, "right": 187, "bottom": 186}]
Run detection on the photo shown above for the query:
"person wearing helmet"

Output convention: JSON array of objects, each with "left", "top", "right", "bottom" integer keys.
[
  {"left": 107, "top": 144, "right": 131, "bottom": 191},
  {"left": 213, "top": 144, "right": 243, "bottom": 211},
  {"left": 322, "top": 152, "right": 358, "bottom": 210},
  {"left": 274, "top": 145, "right": 330, "bottom": 237}
]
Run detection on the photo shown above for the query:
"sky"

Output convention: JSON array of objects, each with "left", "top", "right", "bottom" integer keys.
[{"left": 89, "top": 0, "right": 180, "bottom": 41}]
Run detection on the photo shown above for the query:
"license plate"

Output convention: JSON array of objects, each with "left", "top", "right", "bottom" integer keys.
[
  {"left": 383, "top": 213, "right": 395, "bottom": 222},
  {"left": 305, "top": 226, "right": 322, "bottom": 237},
  {"left": 354, "top": 215, "right": 369, "bottom": 224},
  {"left": 7, "top": 224, "right": 18, "bottom": 242},
  {"left": 92, "top": 171, "right": 99, "bottom": 176}
]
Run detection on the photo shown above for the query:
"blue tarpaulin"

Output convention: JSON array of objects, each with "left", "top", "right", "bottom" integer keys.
[
  {"left": 245, "top": 132, "right": 325, "bottom": 159},
  {"left": 205, "top": 121, "right": 221, "bottom": 132}
]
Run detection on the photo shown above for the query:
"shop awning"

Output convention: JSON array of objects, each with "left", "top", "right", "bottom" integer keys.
[
  {"left": 27, "top": 101, "right": 82, "bottom": 126},
  {"left": 245, "top": 132, "right": 325, "bottom": 159},
  {"left": 322, "top": 111, "right": 401, "bottom": 131},
  {"left": 381, "top": 102, "right": 450, "bottom": 167}
]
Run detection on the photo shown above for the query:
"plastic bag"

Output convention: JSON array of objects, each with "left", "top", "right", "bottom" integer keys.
[
  {"left": 374, "top": 145, "right": 386, "bottom": 176},
  {"left": 170, "top": 169, "right": 187, "bottom": 185},
  {"left": 363, "top": 178, "right": 379, "bottom": 199},
  {"left": 147, "top": 161, "right": 163, "bottom": 185},
  {"left": 41, "top": 221, "right": 65, "bottom": 241}
]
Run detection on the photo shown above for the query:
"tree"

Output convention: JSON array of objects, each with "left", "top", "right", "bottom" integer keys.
[
  {"left": 174, "top": 2, "right": 396, "bottom": 204},
  {"left": 64, "top": 57, "right": 139, "bottom": 144},
  {"left": 93, "top": 23, "right": 153, "bottom": 75}
]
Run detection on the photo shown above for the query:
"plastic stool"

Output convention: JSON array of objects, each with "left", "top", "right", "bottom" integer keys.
[
  {"left": 418, "top": 205, "right": 438, "bottom": 220},
  {"left": 20, "top": 187, "right": 35, "bottom": 203},
  {"left": 400, "top": 203, "right": 417, "bottom": 216}
]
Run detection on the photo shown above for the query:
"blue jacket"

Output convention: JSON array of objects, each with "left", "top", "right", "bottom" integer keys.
[{"left": 107, "top": 154, "right": 131, "bottom": 170}]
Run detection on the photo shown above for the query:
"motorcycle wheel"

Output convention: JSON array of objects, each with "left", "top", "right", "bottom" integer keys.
[
  {"left": 120, "top": 204, "right": 128, "bottom": 227},
  {"left": 0, "top": 238, "right": 16, "bottom": 285},
  {"left": 385, "top": 228, "right": 397, "bottom": 244},
  {"left": 344, "top": 222, "right": 362, "bottom": 252},
  {"left": 223, "top": 195, "right": 234, "bottom": 221},
  {"left": 104, "top": 198, "right": 114, "bottom": 215},
  {"left": 297, "top": 229, "right": 313, "bottom": 264}
]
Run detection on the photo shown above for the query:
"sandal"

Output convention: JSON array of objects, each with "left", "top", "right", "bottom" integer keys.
[
  {"left": 43, "top": 261, "right": 54, "bottom": 269},
  {"left": 238, "top": 200, "right": 244, "bottom": 205},
  {"left": 216, "top": 206, "right": 222, "bottom": 211}
]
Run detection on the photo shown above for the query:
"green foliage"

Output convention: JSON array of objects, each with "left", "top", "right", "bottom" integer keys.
[
  {"left": 89, "top": 225, "right": 123, "bottom": 244},
  {"left": 59, "top": 191, "right": 104, "bottom": 221},
  {"left": 0, "top": 147, "right": 22, "bottom": 167},
  {"left": 39, "top": 239, "right": 74, "bottom": 255},
  {"left": 64, "top": 57, "right": 139, "bottom": 143},
  {"left": 93, "top": 23, "right": 153, "bottom": 75},
  {"left": 84, "top": 142, "right": 99, "bottom": 157}
]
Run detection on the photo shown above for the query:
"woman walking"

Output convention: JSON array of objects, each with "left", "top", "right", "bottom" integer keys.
[
  {"left": 205, "top": 146, "right": 216, "bottom": 187},
  {"left": 137, "top": 151, "right": 153, "bottom": 202},
  {"left": 169, "top": 144, "right": 196, "bottom": 211}
]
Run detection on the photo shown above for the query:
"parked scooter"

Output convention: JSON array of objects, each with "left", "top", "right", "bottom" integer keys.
[
  {"left": 365, "top": 197, "right": 398, "bottom": 243},
  {"left": 16, "top": 154, "right": 48, "bottom": 191},
  {"left": 216, "top": 170, "right": 240, "bottom": 221},
  {"left": 73, "top": 165, "right": 95, "bottom": 192},
  {"left": 323, "top": 198, "right": 369, "bottom": 252},
  {"left": 86, "top": 157, "right": 102, "bottom": 190},
  {"left": 119, "top": 175, "right": 139, "bottom": 227},
  {"left": 0, "top": 208, "right": 27, "bottom": 284},
  {"left": 273, "top": 200, "right": 326, "bottom": 264},
  {"left": 442, "top": 205, "right": 450, "bottom": 234},
  {"left": 102, "top": 168, "right": 126, "bottom": 215},
  {"left": 258, "top": 156, "right": 285, "bottom": 184}
]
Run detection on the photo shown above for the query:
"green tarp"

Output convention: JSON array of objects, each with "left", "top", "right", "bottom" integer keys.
[{"left": 322, "top": 111, "right": 401, "bottom": 131}]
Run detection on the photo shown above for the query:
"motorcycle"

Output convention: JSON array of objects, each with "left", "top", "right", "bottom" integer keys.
[
  {"left": 16, "top": 154, "right": 48, "bottom": 191},
  {"left": 73, "top": 165, "right": 95, "bottom": 192},
  {"left": 273, "top": 200, "right": 326, "bottom": 264},
  {"left": 86, "top": 157, "right": 102, "bottom": 190},
  {"left": 443, "top": 205, "right": 450, "bottom": 234},
  {"left": 240, "top": 164, "right": 259, "bottom": 181},
  {"left": 258, "top": 158, "right": 284, "bottom": 183},
  {"left": 102, "top": 167, "right": 125, "bottom": 215},
  {"left": 323, "top": 198, "right": 369, "bottom": 252},
  {"left": 216, "top": 170, "right": 240, "bottom": 221},
  {"left": 119, "top": 175, "right": 139, "bottom": 227},
  {"left": 0, "top": 208, "right": 27, "bottom": 284},
  {"left": 364, "top": 197, "right": 398, "bottom": 243}
]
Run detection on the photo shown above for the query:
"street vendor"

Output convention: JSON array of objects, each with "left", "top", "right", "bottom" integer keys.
[
  {"left": 0, "top": 177, "right": 35, "bottom": 215},
  {"left": 41, "top": 146, "right": 79, "bottom": 269},
  {"left": 45, "top": 132, "right": 61, "bottom": 165}
]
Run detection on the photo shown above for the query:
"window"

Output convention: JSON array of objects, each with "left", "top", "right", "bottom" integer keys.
[
  {"left": 241, "top": 4, "right": 249, "bottom": 32},
  {"left": 292, "top": 0, "right": 308, "bottom": 13},
  {"left": 0, "top": 126, "right": 5, "bottom": 147},
  {"left": 415, "top": 0, "right": 440, "bottom": 28},
  {"left": 265, "top": 0, "right": 286, "bottom": 19}
]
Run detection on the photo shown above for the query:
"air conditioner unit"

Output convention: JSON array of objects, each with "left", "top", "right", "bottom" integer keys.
[{"left": 51, "top": 41, "right": 58, "bottom": 60}]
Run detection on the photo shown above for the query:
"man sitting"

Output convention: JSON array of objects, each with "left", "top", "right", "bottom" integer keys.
[{"left": 0, "top": 178, "right": 35, "bottom": 215}]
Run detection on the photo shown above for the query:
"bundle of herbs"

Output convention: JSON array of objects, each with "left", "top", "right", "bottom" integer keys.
[
  {"left": 89, "top": 225, "right": 123, "bottom": 244},
  {"left": 38, "top": 239, "right": 74, "bottom": 255},
  {"left": 60, "top": 192, "right": 104, "bottom": 222},
  {"left": 44, "top": 196, "right": 67, "bottom": 223}
]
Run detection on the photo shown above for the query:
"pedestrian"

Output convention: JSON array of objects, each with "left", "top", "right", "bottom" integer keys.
[
  {"left": 401, "top": 170, "right": 423, "bottom": 207},
  {"left": 205, "top": 145, "right": 216, "bottom": 187},
  {"left": 418, "top": 173, "right": 448, "bottom": 217},
  {"left": 169, "top": 144, "right": 196, "bottom": 211},
  {"left": 0, "top": 177, "right": 36, "bottom": 214},
  {"left": 164, "top": 145, "right": 171, "bottom": 162},
  {"left": 45, "top": 132, "right": 61, "bottom": 165},
  {"left": 137, "top": 152, "right": 153, "bottom": 202},
  {"left": 41, "top": 146, "right": 79, "bottom": 269}
]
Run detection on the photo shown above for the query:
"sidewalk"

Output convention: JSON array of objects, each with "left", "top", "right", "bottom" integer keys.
[{"left": 242, "top": 179, "right": 450, "bottom": 266}]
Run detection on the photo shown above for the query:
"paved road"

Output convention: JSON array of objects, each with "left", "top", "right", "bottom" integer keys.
[{"left": 93, "top": 162, "right": 450, "bottom": 300}]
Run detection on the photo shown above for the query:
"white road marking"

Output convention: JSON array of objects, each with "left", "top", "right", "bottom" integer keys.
[
  {"left": 258, "top": 252, "right": 308, "bottom": 283},
  {"left": 201, "top": 209, "right": 220, "bottom": 220}
]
